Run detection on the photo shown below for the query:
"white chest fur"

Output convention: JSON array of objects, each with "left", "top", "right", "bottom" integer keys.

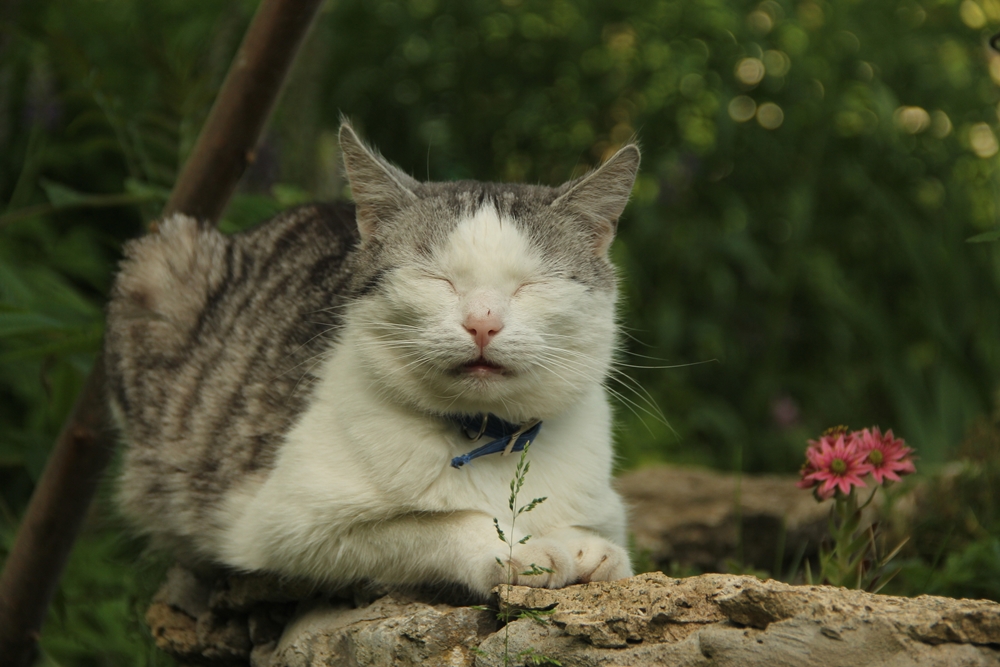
[{"left": 218, "top": 337, "right": 629, "bottom": 594}]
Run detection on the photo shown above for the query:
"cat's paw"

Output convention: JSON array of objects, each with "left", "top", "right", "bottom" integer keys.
[
  {"left": 508, "top": 539, "right": 575, "bottom": 589},
  {"left": 568, "top": 537, "right": 632, "bottom": 583},
  {"left": 547, "top": 528, "right": 632, "bottom": 583},
  {"left": 474, "top": 539, "right": 575, "bottom": 593},
  {"left": 471, "top": 530, "right": 631, "bottom": 595}
]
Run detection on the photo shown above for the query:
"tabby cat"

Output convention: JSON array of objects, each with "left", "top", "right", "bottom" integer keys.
[{"left": 105, "top": 122, "right": 639, "bottom": 596}]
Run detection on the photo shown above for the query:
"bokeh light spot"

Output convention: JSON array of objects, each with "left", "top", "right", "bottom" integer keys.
[
  {"left": 735, "top": 57, "right": 765, "bottom": 86},
  {"left": 747, "top": 10, "right": 773, "bottom": 35},
  {"left": 756, "top": 102, "right": 784, "bottom": 129},
  {"left": 914, "top": 178, "right": 946, "bottom": 209},
  {"left": 728, "top": 96, "right": 757, "bottom": 122},
  {"left": 969, "top": 123, "right": 998, "bottom": 158},
  {"left": 403, "top": 35, "right": 430, "bottom": 64},
  {"left": 960, "top": 0, "right": 987, "bottom": 28},
  {"left": 894, "top": 106, "right": 931, "bottom": 134},
  {"left": 763, "top": 50, "right": 791, "bottom": 77},
  {"left": 797, "top": 2, "right": 824, "bottom": 29},
  {"left": 932, "top": 110, "right": 953, "bottom": 138}
]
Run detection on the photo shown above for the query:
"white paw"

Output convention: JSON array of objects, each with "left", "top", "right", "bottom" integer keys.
[
  {"left": 558, "top": 531, "right": 632, "bottom": 583},
  {"left": 508, "top": 538, "right": 575, "bottom": 588},
  {"left": 473, "top": 537, "right": 573, "bottom": 594},
  {"left": 474, "top": 529, "right": 631, "bottom": 594}
]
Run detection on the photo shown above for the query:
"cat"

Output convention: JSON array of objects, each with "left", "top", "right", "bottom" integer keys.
[{"left": 104, "top": 121, "right": 639, "bottom": 597}]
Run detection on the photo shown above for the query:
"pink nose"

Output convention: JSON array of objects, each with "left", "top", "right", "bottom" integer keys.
[{"left": 464, "top": 312, "right": 503, "bottom": 350}]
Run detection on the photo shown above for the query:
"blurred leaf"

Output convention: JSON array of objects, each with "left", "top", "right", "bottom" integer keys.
[
  {"left": 272, "top": 183, "right": 311, "bottom": 206},
  {"left": 0, "top": 262, "right": 101, "bottom": 319},
  {"left": 0, "top": 309, "right": 70, "bottom": 338},
  {"left": 967, "top": 229, "right": 1000, "bottom": 243},
  {"left": 123, "top": 178, "right": 171, "bottom": 201},
  {"left": 219, "top": 194, "right": 284, "bottom": 234},
  {"left": 40, "top": 178, "right": 89, "bottom": 207},
  {"left": 0, "top": 328, "right": 103, "bottom": 363}
]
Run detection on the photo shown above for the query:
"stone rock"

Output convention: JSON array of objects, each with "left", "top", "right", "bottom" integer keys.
[
  {"left": 146, "top": 567, "right": 1000, "bottom": 667},
  {"left": 616, "top": 465, "right": 849, "bottom": 573},
  {"left": 268, "top": 595, "right": 495, "bottom": 667},
  {"left": 477, "top": 573, "right": 1000, "bottom": 667},
  {"left": 145, "top": 598, "right": 201, "bottom": 660},
  {"left": 145, "top": 565, "right": 254, "bottom": 664},
  {"left": 145, "top": 566, "right": 494, "bottom": 667}
]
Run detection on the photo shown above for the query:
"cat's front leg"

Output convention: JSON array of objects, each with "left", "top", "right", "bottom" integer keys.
[
  {"left": 349, "top": 513, "right": 603, "bottom": 596},
  {"left": 226, "top": 494, "right": 630, "bottom": 596},
  {"left": 475, "top": 527, "right": 632, "bottom": 591},
  {"left": 228, "top": 507, "right": 565, "bottom": 597}
]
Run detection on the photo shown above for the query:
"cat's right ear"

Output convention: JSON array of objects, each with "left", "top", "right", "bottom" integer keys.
[
  {"left": 339, "top": 121, "right": 419, "bottom": 241},
  {"left": 551, "top": 143, "right": 640, "bottom": 256}
]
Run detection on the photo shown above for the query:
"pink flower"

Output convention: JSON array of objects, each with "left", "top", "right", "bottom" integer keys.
[
  {"left": 798, "top": 432, "right": 871, "bottom": 499},
  {"left": 795, "top": 438, "right": 824, "bottom": 489},
  {"left": 796, "top": 426, "right": 848, "bottom": 489},
  {"left": 854, "top": 427, "right": 916, "bottom": 484}
]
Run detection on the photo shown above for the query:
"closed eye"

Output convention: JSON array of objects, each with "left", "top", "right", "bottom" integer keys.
[
  {"left": 425, "top": 274, "right": 457, "bottom": 293},
  {"left": 514, "top": 281, "right": 539, "bottom": 296}
]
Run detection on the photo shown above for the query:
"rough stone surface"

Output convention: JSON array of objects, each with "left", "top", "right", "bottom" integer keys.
[
  {"left": 145, "top": 566, "right": 249, "bottom": 664},
  {"left": 268, "top": 595, "right": 495, "bottom": 667},
  {"left": 615, "top": 465, "right": 849, "bottom": 572},
  {"left": 478, "top": 573, "right": 1000, "bottom": 667},
  {"left": 146, "top": 567, "right": 1000, "bottom": 667}
]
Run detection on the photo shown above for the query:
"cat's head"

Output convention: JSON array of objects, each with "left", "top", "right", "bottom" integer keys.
[{"left": 338, "top": 122, "right": 639, "bottom": 422}]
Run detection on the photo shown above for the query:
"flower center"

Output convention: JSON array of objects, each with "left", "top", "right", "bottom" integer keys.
[
  {"left": 868, "top": 450, "right": 883, "bottom": 466},
  {"left": 831, "top": 458, "right": 847, "bottom": 475}
]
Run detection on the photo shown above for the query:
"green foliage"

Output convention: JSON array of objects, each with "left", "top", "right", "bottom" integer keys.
[
  {"left": 885, "top": 399, "right": 1000, "bottom": 600},
  {"left": 808, "top": 488, "right": 908, "bottom": 593},
  {"left": 893, "top": 537, "right": 1000, "bottom": 601},
  {"left": 968, "top": 228, "right": 1000, "bottom": 242},
  {"left": 2, "top": 0, "right": 1000, "bottom": 662},
  {"left": 37, "top": 519, "right": 175, "bottom": 667},
  {"left": 515, "top": 646, "right": 563, "bottom": 666},
  {"left": 1, "top": 1, "right": 254, "bottom": 663}
]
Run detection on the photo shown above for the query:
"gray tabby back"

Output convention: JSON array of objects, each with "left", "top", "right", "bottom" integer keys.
[{"left": 105, "top": 203, "right": 357, "bottom": 553}]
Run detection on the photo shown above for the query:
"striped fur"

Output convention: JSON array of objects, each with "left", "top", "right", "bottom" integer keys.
[{"left": 106, "top": 203, "right": 357, "bottom": 557}]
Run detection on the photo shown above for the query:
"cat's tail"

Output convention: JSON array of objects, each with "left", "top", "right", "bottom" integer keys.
[{"left": 107, "top": 214, "right": 227, "bottom": 335}]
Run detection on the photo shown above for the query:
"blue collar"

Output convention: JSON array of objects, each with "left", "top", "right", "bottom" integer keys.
[{"left": 449, "top": 413, "right": 542, "bottom": 469}]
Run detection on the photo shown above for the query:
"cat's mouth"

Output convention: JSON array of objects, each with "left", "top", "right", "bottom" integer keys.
[{"left": 458, "top": 357, "right": 507, "bottom": 377}]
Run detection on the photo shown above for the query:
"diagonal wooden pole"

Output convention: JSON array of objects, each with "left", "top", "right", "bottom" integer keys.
[{"left": 0, "top": 1, "right": 325, "bottom": 664}]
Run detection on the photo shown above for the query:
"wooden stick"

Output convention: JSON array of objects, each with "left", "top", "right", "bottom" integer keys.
[
  {"left": 164, "top": 0, "right": 325, "bottom": 221},
  {"left": 0, "top": 1, "right": 324, "bottom": 663},
  {"left": 0, "top": 364, "right": 111, "bottom": 664}
]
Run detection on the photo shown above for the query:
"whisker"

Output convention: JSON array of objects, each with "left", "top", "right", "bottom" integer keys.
[{"left": 532, "top": 350, "right": 669, "bottom": 430}]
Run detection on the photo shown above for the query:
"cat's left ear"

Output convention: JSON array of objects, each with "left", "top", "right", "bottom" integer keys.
[
  {"left": 551, "top": 144, "right": 640, "bottom": 255},
  {"left": 339, "top": 121, "right": 420, "bottom": 241}
]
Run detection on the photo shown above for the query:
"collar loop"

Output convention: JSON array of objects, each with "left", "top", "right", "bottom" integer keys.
[{"left": 449, "top": 414, "right": 542, "bottom": 469}]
